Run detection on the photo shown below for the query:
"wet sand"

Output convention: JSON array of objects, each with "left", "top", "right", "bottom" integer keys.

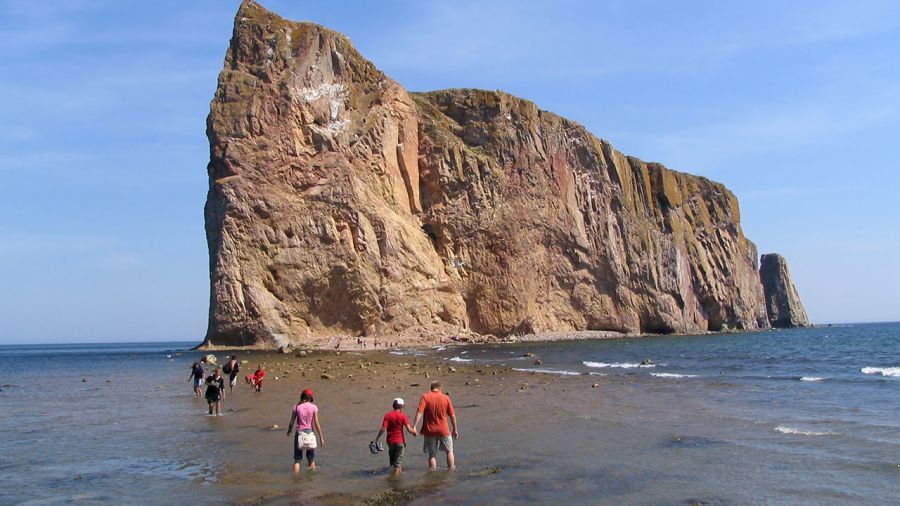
[{"left": 201, "top": 347, "right": 593, "bottom": 505}]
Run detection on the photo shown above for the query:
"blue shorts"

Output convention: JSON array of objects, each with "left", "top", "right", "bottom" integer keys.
[{"left": 193, "top": 378, "right": 203, "bottom": 388}]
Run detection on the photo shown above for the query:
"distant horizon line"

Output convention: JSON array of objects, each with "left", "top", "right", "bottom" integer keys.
[{"left": 1, "top": 320, "right": 898, "bottom": 346}]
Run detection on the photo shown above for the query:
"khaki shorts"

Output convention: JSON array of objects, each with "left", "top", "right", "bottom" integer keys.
[
  {"left": 423, "top": 435, "right": 453, "bottom": 455},
  {"left": 388, "top": 443, "right": 405, "bottom": 467}
]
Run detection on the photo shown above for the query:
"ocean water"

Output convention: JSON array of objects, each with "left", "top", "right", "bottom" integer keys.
[
  {"left": 0, "top": 323, "right": 897, "bottom": 505},
  {"left": 434, "top": 322, "right": 900, "bottom": 505}
]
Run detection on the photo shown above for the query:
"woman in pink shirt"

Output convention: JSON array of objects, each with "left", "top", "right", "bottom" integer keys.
[{"left": 286, "top": 389, "right": 325, "bottom": 472}]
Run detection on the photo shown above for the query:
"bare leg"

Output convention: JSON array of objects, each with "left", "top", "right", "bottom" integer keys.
[
  {"left": 447, "top": 451, "right": 456, "bottom": 471},
  {"left": 216, "top": 401, "right": 222, "bottom": 415},
  {"left": 208, "top": 403, "right": 213, "bottom": 415},
  {"left": 428, "top": 453, "right": 437, "bottom": 470},
  {"left": 292, "top": 462, "right": 301, "bottom": 474},
  {"left": 392, "top": 465, "right": 401, "bottom": 476}
]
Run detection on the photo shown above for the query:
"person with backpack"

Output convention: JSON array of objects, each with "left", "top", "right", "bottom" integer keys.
[
  {"left": 223, "top": 355, "right": 240, "bottom": 392},
  {"left": 189, "top": 361, "right": 204, "bottom": 397}
]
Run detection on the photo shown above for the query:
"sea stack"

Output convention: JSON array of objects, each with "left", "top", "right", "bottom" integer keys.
[
  {"left": 202, "top": 0, "right": 787, "bottom": 347},
  {"left": 759, "top": 253, "right": 810, "bottom": 328}
]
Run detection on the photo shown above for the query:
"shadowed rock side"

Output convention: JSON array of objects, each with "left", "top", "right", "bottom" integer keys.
[
  {"left": 203, "top": 0, "right": 772, "bottom": 347},
  {"left": 760, "top": 253, "right": 810, "bottom": 328}
]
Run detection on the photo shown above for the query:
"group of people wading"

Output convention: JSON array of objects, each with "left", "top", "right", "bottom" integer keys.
[
  {"left": 189, "top": 355, "right": 265, "bottom": 415},
  {"left": 286, "top": 380, "right": 458, "bottom": 475},
  {"left": 190, "top": 357, "right": 458, "bottom": 475}
]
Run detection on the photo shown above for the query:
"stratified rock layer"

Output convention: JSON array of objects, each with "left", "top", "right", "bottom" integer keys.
[
  {"left": 202, "top": 1, "right": 774, "bottom": 347},
  {"left": 760, "top": 253, "right": 810, "bottom": 328}
]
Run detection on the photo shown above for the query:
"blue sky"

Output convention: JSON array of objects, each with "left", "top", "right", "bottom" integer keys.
[{"left": 1, "top": 0, "right": 898, "bottom": 343}]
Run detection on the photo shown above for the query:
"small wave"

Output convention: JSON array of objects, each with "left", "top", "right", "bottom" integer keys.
[
  {"left": 583, "top": 361, "right": 655, "bottom": 369},
  {"left": 775, "top": 425, "right": 836, "bottom": 436},
  {"left": 650, "top": 372, "right": 698, "bottom": 378},
  {"left": 800, "top": 376, "right": 825, "bottom": 382},
  {"left": 512, "top": 368, "right": 582, "bottom": 376},
  {"left": 861, "top": 366, "right": 900, "bottom": 378},
  {"left": 448, "top": 356, "right": 473, "bottom": 363},
  {"left": 435, "top": 346, "right": 447, "bottom": 351},
  {"left": 389, "top": 351, "right": 405, "bottom": 355}
]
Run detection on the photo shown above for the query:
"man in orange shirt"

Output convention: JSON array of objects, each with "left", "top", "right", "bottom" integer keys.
[{"left": 413, "top": 380, "right": 458, "bottom": 471}]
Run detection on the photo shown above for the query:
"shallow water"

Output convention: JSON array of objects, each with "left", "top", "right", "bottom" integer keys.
[{"left": 0, "top": 323, "right": 897, "bottom": 505}]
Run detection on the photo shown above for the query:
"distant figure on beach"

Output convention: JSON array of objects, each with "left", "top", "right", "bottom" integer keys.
[
  {"left": 373, "top": 397, "right": 417, "bottom": 475},
  {"left": 286, "top": 389, "right": 324, "bottom": 472},
  {"left": 223, "top": 355, "right": 240, "bottom": 393},
  {"left": 205, "top": 367, "right": 226, "bottom": 415},
  {"left": 246, "top": 365, "right": 265, "bottom": 392},
  {"left": 413, "top": 381, "right": 458, "bottom": 471},
  {"left": 189, "top": 361, "right": 204, "bottom": 396}
]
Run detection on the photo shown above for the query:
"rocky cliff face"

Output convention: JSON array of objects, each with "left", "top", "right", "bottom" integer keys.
[
  {"left": 202, "top": 0, "right": 777, "bottom": 347},
  {"left": 760, "top": 254, "right": 810, "bottom": 328}
]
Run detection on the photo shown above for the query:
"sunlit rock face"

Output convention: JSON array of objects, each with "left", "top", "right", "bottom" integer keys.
[
  {"left": 203, "top": 0, "right": 781, "bottom": 347},
  {"left": 760, "top": 254, "right": 810, "bottom": 328}
]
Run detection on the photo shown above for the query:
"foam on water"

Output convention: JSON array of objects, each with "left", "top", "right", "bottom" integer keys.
[
  {"left": 583, "top": 361, "right": 655, "bottom": 369},
  {"left": 650, "top": 372, "right": 699, "bottom": 378},
  {"left": 860, "top": 366, "right": 900, "bottom": 377},
  {"left": 512, "top": 368, "right": 582, "bottom": 376},
  {"left": 448, "top": 356, "right": 474, "bottom": 362},
  {"left": 774, "top": 425, "right": 836, "bottom": 436},
  {"left": 800, "top": 376, "right": 825, "bottom": 382}
]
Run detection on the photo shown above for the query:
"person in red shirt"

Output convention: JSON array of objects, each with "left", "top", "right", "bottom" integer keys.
[
  {"left": 413, "top": 381, "right": 458, "bottom": 471},
  {"left": 373, "top": 398, "right": 417, "bottom": 475},
  {"left": 246, "top": 365, "right": 265, "bottom": 392}
]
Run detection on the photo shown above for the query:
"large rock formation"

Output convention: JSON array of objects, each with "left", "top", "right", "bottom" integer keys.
[
  {"left": 760, "top": 253, "right": 810, "bottom": 328},
  {"left": 202, "top": 0, "right": 783, "bottom": 347}
]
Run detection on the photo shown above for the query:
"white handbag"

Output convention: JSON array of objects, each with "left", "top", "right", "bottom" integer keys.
[{"left": 298, "top": 431, "right": 318, "bottom": 450}]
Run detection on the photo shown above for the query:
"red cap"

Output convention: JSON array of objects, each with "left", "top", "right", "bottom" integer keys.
[{"left": 302, "top": 388, "right": 314, "bottom": 398}]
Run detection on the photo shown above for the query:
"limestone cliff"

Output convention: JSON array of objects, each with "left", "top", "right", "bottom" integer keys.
[
  {"left": 202, "top": 0, "right": 777, "bottom": 347},
  {"left": 760, "top": 254, "right": 810, "bottom": 328}
]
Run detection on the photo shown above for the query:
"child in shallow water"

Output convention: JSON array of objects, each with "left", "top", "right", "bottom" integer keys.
[
  {"left": 286, "top": 389, "right": 324, "bottom": 472},
  {"left": 373, "top": 398, "right": 417, "bottom": 475},
  {"left": 246, "top": 366, "right": 265, "bottom": 392}
]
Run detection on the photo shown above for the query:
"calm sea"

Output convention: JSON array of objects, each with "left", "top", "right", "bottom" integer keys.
[{"left": 0, "top": 323, "right": 897, "bottom": 505}]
